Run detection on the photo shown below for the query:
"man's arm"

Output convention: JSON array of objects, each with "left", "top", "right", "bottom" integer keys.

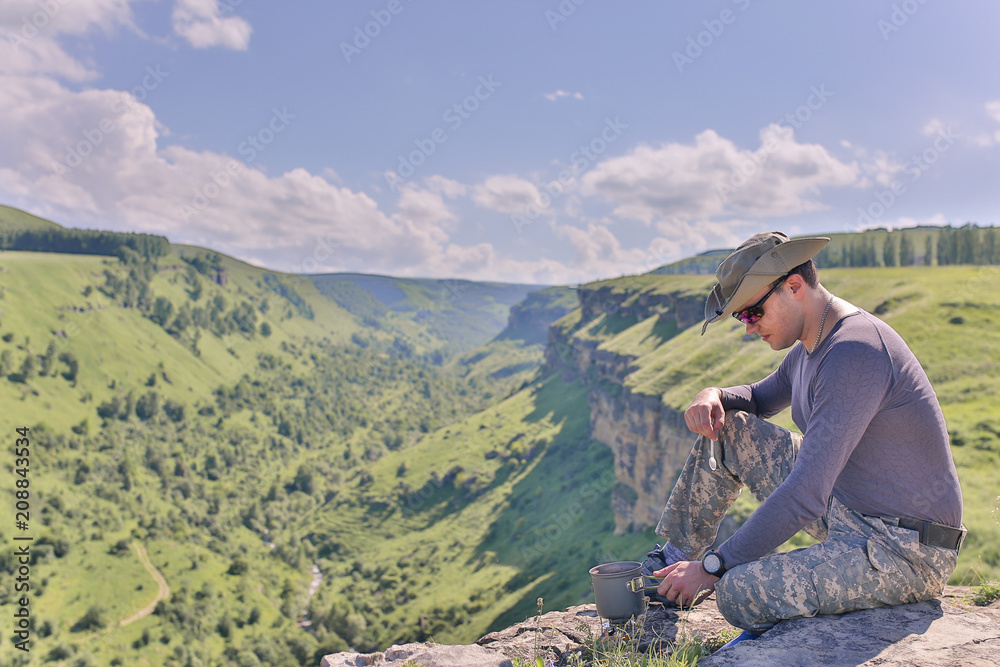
[{"left": 686, "top": 356, "right": 796, "bottom": 439}]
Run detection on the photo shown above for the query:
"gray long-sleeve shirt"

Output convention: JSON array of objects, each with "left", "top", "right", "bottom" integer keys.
[{"left": 716, "top": 309, "right": 963, "bottom": 568}]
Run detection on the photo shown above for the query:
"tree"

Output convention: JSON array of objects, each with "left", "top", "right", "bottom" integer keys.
[
  {"left": 13, "top": 354, "right": 35, "bottom": 383},
  {"left": 924, "top": 236, "right": 934, "bottom": 265},
  {"left": 882, "top": 234, "right": 897, "bottom": 267},
  {"left": 898, "top": 233, "right": 914, "bottom": 266},
  {"left": 58, "top": 352, "right": 79, "bottom": 384},
  {"left": 74, "top": 605, "right": 108, "bottom": 632},
  {"left": 97, "top": 396, "right": 122, "bottom": 420},
  {"left": 135, "top": 391, "right": 160, "bottom": 421},
  {"left": 151, "top": 296, "right": 174, "bottom": 327},
  {"left": 163, "top": 399, "right": 186, "bottom": 423},
  {"left": 260, "top": 322, "right": 272, "bottom": 337},
  {"left": 39, "top": 341, "right": 58, "bottom": 376}
]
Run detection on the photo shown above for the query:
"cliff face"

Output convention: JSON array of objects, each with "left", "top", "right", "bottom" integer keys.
[{"left": 546, "top": 283, "right": 707, "bottom": 533}]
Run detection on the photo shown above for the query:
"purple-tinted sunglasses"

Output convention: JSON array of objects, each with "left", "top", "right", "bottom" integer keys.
[{"left": 732, "top": 275, "right": 787, "bottom": 325}]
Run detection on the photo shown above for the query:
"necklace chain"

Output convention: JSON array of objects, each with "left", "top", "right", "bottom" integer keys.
[{"left": 812, "top": 296, "right": 834, "bottom": 353}]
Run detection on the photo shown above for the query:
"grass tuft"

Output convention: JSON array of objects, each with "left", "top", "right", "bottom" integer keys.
[{"left": 971, "top": 580, "right": 1000, "bottom": 606}]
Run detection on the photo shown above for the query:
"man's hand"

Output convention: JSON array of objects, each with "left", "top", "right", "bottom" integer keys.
[
  {"left": 654, "top": 560, "right": 719, "bottom": 608},
  {"left": 685, "top": 387, "right": 725, "bottom": 440}
]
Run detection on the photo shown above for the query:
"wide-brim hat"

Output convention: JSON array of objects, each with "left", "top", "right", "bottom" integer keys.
[{"left": 701, "top": 231, "right": 829, "bottom": 334}]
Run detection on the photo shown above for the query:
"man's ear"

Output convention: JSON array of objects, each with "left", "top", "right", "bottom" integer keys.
[{"left": 784, "top": 273, "right": 807, "bottom": 300}]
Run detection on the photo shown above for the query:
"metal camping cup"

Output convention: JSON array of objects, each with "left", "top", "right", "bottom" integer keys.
[{"left": 589, "top": 561, "right": 646, "bottom": 620}]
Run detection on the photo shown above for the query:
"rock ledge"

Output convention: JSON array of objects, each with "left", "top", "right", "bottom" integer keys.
[{"left": 321, "top": 586, "right": 1000, "bottom": 667}]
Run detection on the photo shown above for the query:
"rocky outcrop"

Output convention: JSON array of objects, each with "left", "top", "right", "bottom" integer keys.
[
  {"left": 320, "top": 587, "right": 1000, "bottom": 666},
  {"left": 320, "top": 642, "right": 511, "bottom": 667}
]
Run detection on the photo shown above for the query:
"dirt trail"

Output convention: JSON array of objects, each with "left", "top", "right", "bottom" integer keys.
[{"left": 119, "top": 542, "right": 171, "bottom": 627}]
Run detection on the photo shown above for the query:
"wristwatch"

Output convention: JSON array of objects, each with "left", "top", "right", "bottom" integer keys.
[{"left": 701, "top": 549, "right": 727, "bottom": 577}]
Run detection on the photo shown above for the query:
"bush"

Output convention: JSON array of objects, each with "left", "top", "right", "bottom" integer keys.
[
  {"left": 163, "top": 400, "right": 186, "bottom": 423},
  {"left": 73, "top": 605, "right": 107, "bottom": 632},
  {"left": 58, "top": 351, "right": 79, "bottom": 383},
  {"left": 227, "top": 558, "right": 249, "bottom": 575},
  {"left": 135, "top": 391, "right": 160, "bottom": 421},
  {"left": 96, "top": 396, "right": 121, "bottom": 420}
]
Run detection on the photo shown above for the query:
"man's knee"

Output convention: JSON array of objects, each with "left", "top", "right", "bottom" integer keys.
[
  {"left": 713, "top": 557, "right": 818, "bottom": 633},
  {"left": 714, "top": 568, "right": 765, "bottom": 631}
]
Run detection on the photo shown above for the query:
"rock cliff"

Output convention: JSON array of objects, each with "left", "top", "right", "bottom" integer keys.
[{"left": 546, "top": 281, "right": 708, "bottom": 533}]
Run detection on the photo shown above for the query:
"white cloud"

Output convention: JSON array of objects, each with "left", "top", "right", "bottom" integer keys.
[
  {"left": 172, "top": 0, "right": 252, "bottom": 50},
  {"left": 0, "top": 0, "right": 139, "bottom": 80},
  {"left": 544, "top": 90, "right": 584, "bottom": 102},
  {"left": 392, "top": 185, "right": 457, "bottom": 245},
  {"left": 965, "top": 102, "right": 1000, "bottom": 147},
  {"left": 581, "top": 125, "right": 860, "bottom": 224},
  {"left": 423, "top": 175, "right": 466, "bottom": 199},
  {"left": 471, "top": 175, "right": 546, "bottom": 215}
]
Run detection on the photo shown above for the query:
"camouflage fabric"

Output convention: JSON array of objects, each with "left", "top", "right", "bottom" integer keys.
[{"left": 655, "top": 410, "right": 958, "bottom": 632}]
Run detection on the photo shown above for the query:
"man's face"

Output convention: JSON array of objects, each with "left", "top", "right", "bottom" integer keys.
[{"left": 734, "top": 279, "right": 798, "bottom": 350}]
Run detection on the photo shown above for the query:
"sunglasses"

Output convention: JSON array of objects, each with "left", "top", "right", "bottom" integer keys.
[{"left": 732, "top": 275, "right": 787, "bottom": 325}]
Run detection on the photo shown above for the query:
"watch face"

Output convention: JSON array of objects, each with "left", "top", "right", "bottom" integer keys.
[{"left": 704, "top": 553, "right": 721, "bottom": 574}]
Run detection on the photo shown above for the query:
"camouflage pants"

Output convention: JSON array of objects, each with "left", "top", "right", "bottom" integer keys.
[{"left": 655, "top": 410, "right": 958, "bottom": 632}]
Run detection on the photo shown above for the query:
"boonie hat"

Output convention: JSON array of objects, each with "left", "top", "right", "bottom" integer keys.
[{"left": 702, "top": 231, "right": 829, "bottom": 334}]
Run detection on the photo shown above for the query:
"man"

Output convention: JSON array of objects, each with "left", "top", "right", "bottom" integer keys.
[{"left": 641, "top": 231, "right": 965, "bottom": 635}]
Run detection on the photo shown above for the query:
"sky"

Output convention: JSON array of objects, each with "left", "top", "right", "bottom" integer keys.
[{"left": 1, "top": 1, "right": 999, "bottom": 285}]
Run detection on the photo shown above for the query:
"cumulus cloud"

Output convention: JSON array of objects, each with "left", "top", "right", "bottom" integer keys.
[
  {"left": 0, "top": 0, "right": 139, "bottom": 80},
  {"left": 392, "top": 184, "right": 458, "bottom": 245},
  {"left": 172, "top": 0, "right": 252, "bottom": 50},
  {"left": 581, "top": 125, "right": 860, "bottom": 224},
  {"left": 471, "top": 175, "right": 545, "bottom": 215},
  {"left": 423, "top": 175, "right": 466, "bottom": 199}
]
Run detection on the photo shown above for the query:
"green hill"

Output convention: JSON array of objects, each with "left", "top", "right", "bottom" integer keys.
[
  {"left": 0, "top": 209, "right": 557, "bottom": 665},
  {"left": 310, "top": 273, "right": 552, "bottom": 356},
  {"left": 0, "top": 204, "right": 65, "bottom": 232}
]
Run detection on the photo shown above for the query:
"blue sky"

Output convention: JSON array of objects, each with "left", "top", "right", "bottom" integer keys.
[{"left": 2, "top": 1, "right": 999, "bottom": 284}]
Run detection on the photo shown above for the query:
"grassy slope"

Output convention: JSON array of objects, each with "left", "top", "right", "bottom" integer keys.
[
  {"left": 300, "top": 373, "right": 655, "bottom": 649},
  {"left": 0, "top": 249, "right": 366, "bottom": 665},
  {"left": 0, "top": 204, "right": 65, "bottom": 232},
  {"left": 0, "top": 248, "right": 358, "bottom": 436},
  {"left": 0, "top": 241, "right": 563, "bottom": 663}
]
